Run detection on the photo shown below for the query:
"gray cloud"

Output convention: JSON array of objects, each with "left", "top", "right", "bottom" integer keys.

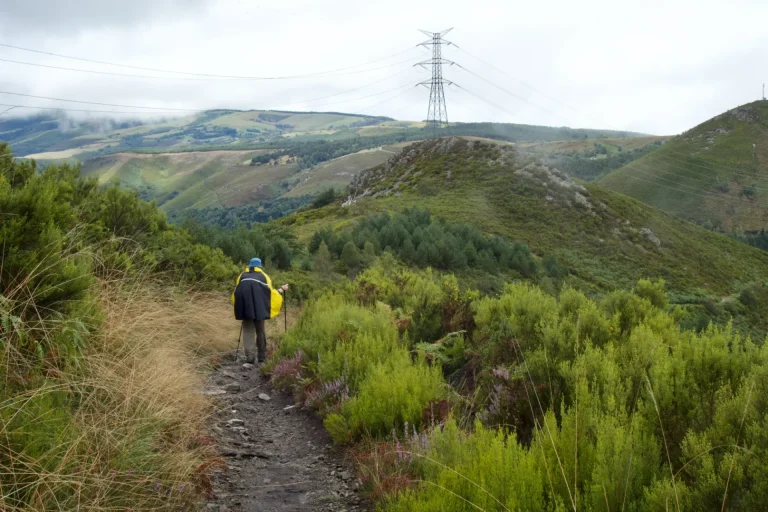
[
  {"left": 0, "top": 0, "right": 206, "bottom": 33},
  {"left": 1, "top": 0, "right": 767, "bottom": 134}
]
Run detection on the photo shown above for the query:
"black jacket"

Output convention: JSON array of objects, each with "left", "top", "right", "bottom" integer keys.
[{"left": 231, "top": 267, "right": 282, "bottom": 321}]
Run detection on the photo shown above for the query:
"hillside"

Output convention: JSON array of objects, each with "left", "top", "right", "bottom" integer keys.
[
  {"left": 284, "top": 137, "right": 768, "bottom": 301},
  {"left": 80, "top": 144, "right": 407, "bottom": 213},
  {"left": 600, "top": 100, "right": 768, "bottom": 231},
  {"left": 518, "top": 135, "right": 669, "bottom": 181}
]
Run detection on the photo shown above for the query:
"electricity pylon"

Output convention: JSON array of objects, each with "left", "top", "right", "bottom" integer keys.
[{"left": 417, "top": 28, "right": 455, "bottom": 138}]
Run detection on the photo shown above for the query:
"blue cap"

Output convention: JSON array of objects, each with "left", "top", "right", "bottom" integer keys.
[{"left": 249, "top": 257, "right": 263, "bottom": 268}]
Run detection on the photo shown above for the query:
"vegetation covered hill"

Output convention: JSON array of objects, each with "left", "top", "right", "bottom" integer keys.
[
  {"left": 7, "top": 128, "right": 768, "bottom": 512},
  {"left": 600, "top": 100, "right": 768, "bottom": 232},
  {"left": 80, "top": 143, "right": 407, "bottom": 216},
  {"left": 280, "top": 137, "right": 768, "bottom": 336},
  {"left": 287, "top": 137, "right": 767, "bottom": 295}
]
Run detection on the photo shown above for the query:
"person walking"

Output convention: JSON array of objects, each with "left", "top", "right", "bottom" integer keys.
[{"left": 231, "top": 258, "right": 288, "bottom": 364}]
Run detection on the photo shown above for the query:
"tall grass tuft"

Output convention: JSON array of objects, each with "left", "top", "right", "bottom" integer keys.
[{"left": 0, "top": 278, "right": 235, "bottom": 510}]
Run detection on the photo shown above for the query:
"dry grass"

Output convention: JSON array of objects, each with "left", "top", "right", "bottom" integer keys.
[{"left": 0, "top": 278, "right": 237, "bottom": 510}]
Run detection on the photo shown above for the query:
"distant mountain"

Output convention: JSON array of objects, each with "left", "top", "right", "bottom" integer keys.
[
  {"left": 1, "top": 109, "right": 647, "bottom": 162},
  {"left": 600, "top": 100, "right": 768, "bottom": 232},
  {"left": 0, "top": 110, "right": 394, "bottom": 159}
]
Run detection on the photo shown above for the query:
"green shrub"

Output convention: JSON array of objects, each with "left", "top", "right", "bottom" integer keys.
[
  {"left": 341, "top": 351, "right": 446, "bottom": 440},
  {"left": 278, "top": 293, "right": 398, "bottom": 364},
  {"left": 317, "top": 331, "right": 402, "bottom": 393},
  {"left": 385, "top": 420, "right": 545, "bottom": 511}
]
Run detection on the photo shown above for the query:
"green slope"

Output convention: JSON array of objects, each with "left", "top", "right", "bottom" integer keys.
[
  {"left": 600, "top": 100, "right": 768, "bottom": 231},
  {"left": 80, "top": 147, "right": 394, "bottom": 212},
  {"left": 283, "top": 137, "right": 768, "bottom": 300}
]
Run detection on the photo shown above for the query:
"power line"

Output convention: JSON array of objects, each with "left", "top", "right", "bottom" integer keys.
[
  {"left": 455, "top": 45, "right": 622, "bottom": 130},
  {"left": 456, "top": 64, "right": 576, "bottom": 126},
  {"left": 353, "top": 85, "right": 418, "bottom": 116},
  {"left": 647, "top": 153, "right": 767, "bottom": 184},
  {"left": 615, "top": 162, "right": 768, "bottom": 208},
  {"left": 0, "top": 42, "right": 418, "bottom": 80},
  {"left": 0, "top": 102, "right": 200, "bottom": 115},
  {"left": 270, "top": 66, "right": 417, "bottom": 109},
  {"left": 454, "top": 84, "right": 519, "bottom": 121},
  {"left": 0, "top": 90, "right": 200, "bottom": 112},
  {"left": 303, "top": 81, "right": 418, "bottom": 110},
  {"left": 651, "top": 147, "right": 763, "bottom": 177},
  {"left": 627, "top": 157, "right": 768, "bottom": 193},
  {"left": 0, "top": 54, "right": 423, "bottom": 81},
  {"left": 0, "top": 65, "right": 419, "bottom": 116}
]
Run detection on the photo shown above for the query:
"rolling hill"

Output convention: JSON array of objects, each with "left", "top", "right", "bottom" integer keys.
[
  {"left": 283, "top": 137, "right": 768, "bottom": 308},
  {"left": 0, "top": 108, "right": 656, "bottom": 222},
  {"left": 80, "top": 143, "right": 407, "bottom": 212},
  {"left": 600, "top": 100, "right": 768, "bottom": 232},
  {"left": 2, "top": 109, "right": 647, "bottom": 162},
  {"left": 0, "top": 110, "right": 395, "bottom": 159}
]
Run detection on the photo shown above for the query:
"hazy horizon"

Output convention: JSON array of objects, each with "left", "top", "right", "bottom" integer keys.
[{"left": 2, "top": 0, "right": 768, "bottom": 135}]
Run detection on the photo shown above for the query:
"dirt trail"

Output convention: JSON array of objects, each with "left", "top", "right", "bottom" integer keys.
[{"left": 205, "top": 355, "right": 366, "bottom": 512}]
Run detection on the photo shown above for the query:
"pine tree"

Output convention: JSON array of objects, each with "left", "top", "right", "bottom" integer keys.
[
  {"left": 340, "top": 241, "right": 362, "bottom": 273},
  {"left": 401, "top": 237, "right": 416, "bottom": 263},
  {"left": 362, "top": 241, "right": 377, "bottom": 267},
  {"left": 463, "top": 242, "right": 478, "bottom": 267},
  {"left": 314, "top": 241, "right": 334, "bottom": 274},
  {"left": 272, "top": 239, "right": 292, "bottom": 270}
]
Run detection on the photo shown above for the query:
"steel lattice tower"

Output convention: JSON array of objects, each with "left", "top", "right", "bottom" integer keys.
[{"left": 417, "top": 28, "right": 454, "bottom": 137}]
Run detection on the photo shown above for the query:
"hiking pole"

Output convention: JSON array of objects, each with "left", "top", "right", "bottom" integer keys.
[
  {"left": 235, "top": 323, "right": 243, "bottom": 362},
  {"left": 284, "top": 288, "right": 288, "bottom": 333}
]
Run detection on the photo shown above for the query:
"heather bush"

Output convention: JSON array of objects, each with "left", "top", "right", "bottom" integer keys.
[
  {"left": 278, "top": 293, "right": 398, "bottom": 363},
  {"left": 398, "top": 278, "right": 768, "bottom": 511},
  {"left": 333, "top": 350, "right": 447, "bottom": 440},
  {"left": 273, "top": 287, "right": 448, "bottom": 442},
  {"left": 384, "top": 420, "right": 546, "bottom": 511}
]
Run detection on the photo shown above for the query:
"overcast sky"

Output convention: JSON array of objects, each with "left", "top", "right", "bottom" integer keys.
[{"left": 1, "top": 0, "right": 767, "bottom": 135}]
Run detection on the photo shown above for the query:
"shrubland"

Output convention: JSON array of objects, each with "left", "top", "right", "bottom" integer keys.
[
  {"left": 0, "top": 142, "right": 238, "bottom": 509},
  {"left": 267, "top": 253, "right": 768, "bottom": 511}
]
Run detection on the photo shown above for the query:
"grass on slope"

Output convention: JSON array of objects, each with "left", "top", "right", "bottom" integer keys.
[
  {"left": 82, "top": 143, "right": 408, "bottom": 214},
  {"left": 2, "top": 277, "right": 237, "bottom": 509},
  {"left": 282, "top": 137, "right": 768, "bottom": 299},
  {"left": 284, "top": 144, "right": 407, "bottom": 197},
  {"left": 600, "top": 100, "right": 768, "bottom": 231},
  {"left": 517, "top": 135, "right": 667, "bottom": 157}
]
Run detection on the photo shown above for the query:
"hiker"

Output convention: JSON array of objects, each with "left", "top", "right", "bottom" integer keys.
[{"left": 231, "top": 258, "right": 288, "bottom": 363}]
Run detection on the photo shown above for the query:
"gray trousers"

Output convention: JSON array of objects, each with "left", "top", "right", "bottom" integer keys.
[{"left": 242, "top": 319, "right": 267, "bottom": 363}]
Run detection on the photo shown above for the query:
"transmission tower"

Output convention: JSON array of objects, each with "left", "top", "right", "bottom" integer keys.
[{"left": 417, "top": 28, "right": 455, "bottom": 137}]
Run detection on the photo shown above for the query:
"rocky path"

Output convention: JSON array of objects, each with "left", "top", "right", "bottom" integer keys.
[{"left": 205, "top": 355, "right": 365, "bottom": 512}]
